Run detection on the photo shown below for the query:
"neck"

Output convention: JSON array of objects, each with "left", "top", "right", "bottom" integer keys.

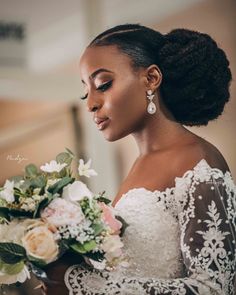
[{"left": 131, "top": 100, "right": 195, "bottom": 156}]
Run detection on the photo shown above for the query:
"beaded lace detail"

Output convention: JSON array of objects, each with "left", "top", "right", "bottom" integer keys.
[{"left": 64, "top": 159, "right": 236, "bottom": 294}]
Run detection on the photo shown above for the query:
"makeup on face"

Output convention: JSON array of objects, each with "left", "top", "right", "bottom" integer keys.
[
  {"left": 80, "top": 69, "right": 114, "bottom": 100},
  {"left": 78, "top": 45, "right": 149, "bottom": 142}
]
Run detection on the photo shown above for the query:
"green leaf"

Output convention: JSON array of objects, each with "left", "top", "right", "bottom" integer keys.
[
  {"left": 13, "top": 187, "right": 22, "bottom": 196},
  {"left": 115, "top": 215, "right": 129, "bottom": 237},
  {"left": 9, "top": 207, "right": 33, "bottom": 218},
  {"left": 9, "top": 175, "right": 24, "bottom": 183},
  {"left": 0, "top": 207, "right": 10, "bottom": 220},
  {"left": 84, "top": 251, "right": 104, "bottom": 262},
  {"left": 25, "top": 164, "right": 38, "bottom": 178},
  {"left": 84, "top": 240, "right": 97, "bottom": 252},
  {"left": 1, "top": 260, "right": 25, "bottom": 275},
  {"left": 33, "top": 192, "right": 54, "bottom": 218},
  {"left": 65, "top": 147, "right": 75, "bottom": 157},
  {"left": 97, "top": 196, "right": 111, "bottom": 204},
  {"left": 27, "top": 255, "right": 47, "bottom": 268},
  {"left": 70, "top": 240, "right": 97, "bottom": 254},
  {"left": 56, "top": 152, "right": 72, "bottom": 165},
  {"left": 0, "top": 207, "right": 33, "bottom": 219},
  {"left": 0, "top": 198, "right": 7, "bottom": 207},
  {"left": 0, "top": 243, "right": 26, "bottom": 264},
  {"left": 38, "top": 186, "right": 45, "bottom": 195},
  {"left": 92, "top": 223, "right": 104, "bottom": 236},
  {"left": 70, "top": 243, "right": 86, "bottom": 254},
  {"left": 47, "top": 176, "right": 74, "bottom": 195},
  {"left": 0, "top": 258, "right": 4, "bottom": 269},
  {"left": 30, "top": 175, "right": 47, "bottom": 189},
  {"left": 19, "top": 179, "right": 31, "bottom": 191}
]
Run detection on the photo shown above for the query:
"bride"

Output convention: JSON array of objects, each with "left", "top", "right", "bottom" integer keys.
[{"left": 46, "top": 24, "right": 235, "bottom": 295}]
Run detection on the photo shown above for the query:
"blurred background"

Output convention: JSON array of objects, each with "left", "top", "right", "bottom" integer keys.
[
  {"left": 0, "top": 0, "right": 235, "bottom": 293},
  {"left": 0, "top": 0, "right": 236, "bottom": 201}
]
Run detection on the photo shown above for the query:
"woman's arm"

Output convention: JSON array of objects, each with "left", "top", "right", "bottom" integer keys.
[{"left": 120, "top": 174, "right": 236, "bottom": 294}]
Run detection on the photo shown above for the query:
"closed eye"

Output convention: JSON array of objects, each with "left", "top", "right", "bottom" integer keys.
[{"left": 80, "top": 80, "right": 113, "bottom": 100}]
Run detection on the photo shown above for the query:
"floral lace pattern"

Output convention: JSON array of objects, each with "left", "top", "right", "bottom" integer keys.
[{"left": 64, "top": 159, "right": 236, "bottom": 294}]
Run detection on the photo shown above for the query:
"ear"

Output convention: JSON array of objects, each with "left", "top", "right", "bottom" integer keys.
[{"left": 144, "top": 64, "right": 162, "bottom": 91}]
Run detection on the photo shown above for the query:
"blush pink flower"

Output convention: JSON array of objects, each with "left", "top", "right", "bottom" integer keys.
[
  {"left": 41, "top": 198, "right": 84, "bottom": 227},
  {"left": 99, "top": 203, "right": 122, "bottom": 234}
]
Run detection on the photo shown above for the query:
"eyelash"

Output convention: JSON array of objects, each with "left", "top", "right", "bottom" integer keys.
[{"left": 80, "top": 80, "right": 113, "bottom": 100}]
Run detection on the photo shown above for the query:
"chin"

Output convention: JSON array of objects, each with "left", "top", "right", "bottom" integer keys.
[
  {"left": 103, "top": 129, "right": 130, "bottom": 142},
  {"left": 103, "top": 133, "right": 120, "bottom": 142}
]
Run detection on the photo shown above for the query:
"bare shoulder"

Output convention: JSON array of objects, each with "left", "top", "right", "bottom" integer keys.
[{"left": 170, "top": 135, "right": 231, "bottom": 178}]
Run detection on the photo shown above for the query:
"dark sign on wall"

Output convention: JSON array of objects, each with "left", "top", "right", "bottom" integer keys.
[
  {"left": 0, "top": 20, "right": 27, "bottom": 67},
  {"left": 0, "top": 21, "right": 25, "bottom": 41}
]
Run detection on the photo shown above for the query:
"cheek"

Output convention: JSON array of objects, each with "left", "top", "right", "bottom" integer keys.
[
  {"left": 103, "top": 82, "right": 147, "bottom": 140},
  {"left": 108, "top": 79, "right": 146, "bottom": 117}
]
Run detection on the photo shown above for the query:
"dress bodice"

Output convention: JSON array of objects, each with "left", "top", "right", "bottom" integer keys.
[
  {"left": 113, "top": 187, "right": 183, "bottom": 279},
  {"left": 64, "top": 159, "right": 236, "bottom": 295}
]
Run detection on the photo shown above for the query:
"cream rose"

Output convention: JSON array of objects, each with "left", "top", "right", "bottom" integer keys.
[
  {"left": 101, "top": 235, "right": 124, "bottom": 262},
  {"left": 22, "top": 224, "right": 58, "bottom": 264}
]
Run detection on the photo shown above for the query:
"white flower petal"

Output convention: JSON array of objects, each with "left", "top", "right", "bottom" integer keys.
[
  {"left": 78, "top": 158, "right": 97, "bottom": 178},
  {"left": 41, "top": 198, "right": 84, "bottom": 227},
  {"left": 85, "top": 159, "right": 92, "bottom": 169},
  {"left": 0, "top": 265, "right": 30, "bottom": 284},
  {"left": 88, "top": 169, "right": 97, "bottom": 176},
  {"left": 62, "top": 181, "right": 93, "bottom": 202},
  {"left": 0, "top": 180, "right": 15, "bottom": 203},
  {"left": 40, "top": 160, "right": 67, "bottom": 173}
]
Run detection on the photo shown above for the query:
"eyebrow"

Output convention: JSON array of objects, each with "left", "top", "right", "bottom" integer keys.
[{"left": 81, "top": 68, "right": 113, "bottom": 84}]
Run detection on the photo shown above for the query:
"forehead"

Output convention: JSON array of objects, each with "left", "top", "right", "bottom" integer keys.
[{"left": 79, "top": 45, "right": 133, "bottom": 80}]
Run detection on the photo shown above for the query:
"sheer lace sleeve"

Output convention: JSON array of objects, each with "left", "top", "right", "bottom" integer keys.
[{"left": 65, "top": 164, "right": 236, "bottom": 295}]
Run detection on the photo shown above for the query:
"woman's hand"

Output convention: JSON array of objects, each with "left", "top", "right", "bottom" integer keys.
[{"left": 43, "top": 252, "right": 84, "bottom": 295}]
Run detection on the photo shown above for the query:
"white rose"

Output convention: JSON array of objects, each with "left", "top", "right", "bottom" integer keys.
[
  {"left": 62, "top": 181, "right": 93, "bottom": 202},
  {"left": 22, "top": 224, "right": 58, "bottom": 264},
  {"left": 0, "top": 180, "right": 15, "bottom": 203},
  {"left": 41, "top": 198, "right": 85, "bottom": 227},
  {"left": 0, "top": 219, "right": 35, "bottom": 244}
]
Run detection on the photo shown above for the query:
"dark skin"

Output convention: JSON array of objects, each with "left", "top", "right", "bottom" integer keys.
[
  {"left": 30, "top": 44, "right": 229, "bottom": 295},
  {"left": 79, "top": 45, "right": 229, "bottom": 207}
]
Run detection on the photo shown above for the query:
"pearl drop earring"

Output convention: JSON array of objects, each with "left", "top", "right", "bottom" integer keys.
[{"left": 146, "top": 90, "right": 157, "bottom": 114}]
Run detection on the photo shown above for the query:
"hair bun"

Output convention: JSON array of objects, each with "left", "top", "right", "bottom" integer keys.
[{"left": 158, "top": 28, "right": 232, "bottom": 126}]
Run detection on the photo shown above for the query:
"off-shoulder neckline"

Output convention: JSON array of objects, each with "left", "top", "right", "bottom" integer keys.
[{"left": 114, "top": 158, "right": 232, "bottom": 208}]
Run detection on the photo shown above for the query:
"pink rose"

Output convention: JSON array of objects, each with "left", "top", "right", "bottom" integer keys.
[{"left": 99, "top": 203, "right": 122, "bottom": 234}]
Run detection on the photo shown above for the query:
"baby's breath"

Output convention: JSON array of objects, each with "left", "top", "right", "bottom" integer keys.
[{"left": 58, "top": 220, "right": 97, "bottom": 244}]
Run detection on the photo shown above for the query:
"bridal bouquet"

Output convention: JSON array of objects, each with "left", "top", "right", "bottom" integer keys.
[{"left": 0, "top": 148, "right": 126, "bottom": 287}]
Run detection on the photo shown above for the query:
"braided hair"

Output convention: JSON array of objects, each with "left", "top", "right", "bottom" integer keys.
[{"left": 88, "top": 24, "right": 232, "bottom": 127}]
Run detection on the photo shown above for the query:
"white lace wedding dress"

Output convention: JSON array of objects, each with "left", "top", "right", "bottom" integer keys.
[{"left": 64, "top": 159, "right": 236, "bottom": 295}]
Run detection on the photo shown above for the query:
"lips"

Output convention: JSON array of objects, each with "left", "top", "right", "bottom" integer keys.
[
  {"left": 94, "top": 116, "right": 110, "bottom": 130},
  {"left": 94, "top": 117, "right": 108, "bottom": 124}
]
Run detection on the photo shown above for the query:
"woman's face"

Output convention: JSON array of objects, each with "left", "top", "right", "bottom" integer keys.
[{"left": 79, "top": 45, "right": 150, "bottom": 142}]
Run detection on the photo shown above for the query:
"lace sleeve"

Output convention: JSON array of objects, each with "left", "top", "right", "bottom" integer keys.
[{"left": 65, "top": 170, "right": 236, "bottom": 295}]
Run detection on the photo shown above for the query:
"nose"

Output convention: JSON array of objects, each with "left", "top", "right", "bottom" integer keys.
[
  {"left": 87, "top": 104, "right": 100, "bottom": 113},
  {"left": 86, "top": 94, "right": 102, "bottom": 113}
]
